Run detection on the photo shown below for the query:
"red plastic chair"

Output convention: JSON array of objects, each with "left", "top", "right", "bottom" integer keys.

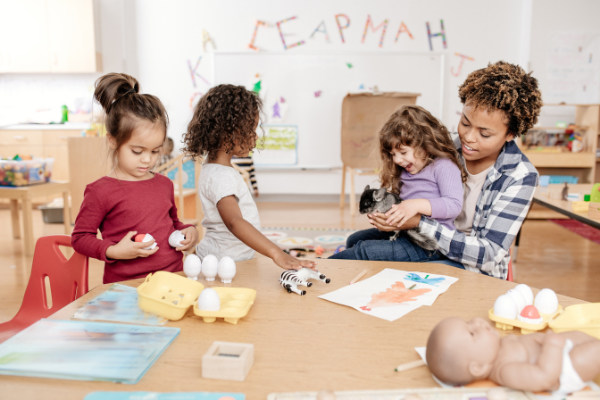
[
  {"left": 0, "top": 235, "right": 89, "bottom": 343},
  {"left": 507, "top": 249, "right": 514, "bottom": 282}
]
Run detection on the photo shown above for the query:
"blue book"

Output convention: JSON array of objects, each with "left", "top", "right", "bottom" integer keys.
[
  {"left": 0, "top": 319, "right": 179, "bottom": 384},
  {"left": 84, "top": 393, "right": 245, "bottom": 400}
]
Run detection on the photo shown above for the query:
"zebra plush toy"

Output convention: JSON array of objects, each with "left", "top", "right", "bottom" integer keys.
[{"left": 279, "top": 268, "right": 331, "bottom": 296}]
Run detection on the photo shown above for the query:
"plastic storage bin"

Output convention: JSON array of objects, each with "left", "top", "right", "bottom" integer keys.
[
  {"left": 549, "top": 303, "right": 600, "bottom": 339},
  {"left": 38, "top": 204, "right": 64, "bottom": 223},
  {"left": 0, "top": 158, "right": 53, "bottom": 186},
  {"left": 137, "top": 271, "right": 204, "bottom": 321}
]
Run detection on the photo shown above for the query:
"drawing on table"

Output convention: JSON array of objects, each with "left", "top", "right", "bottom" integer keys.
[
  {"left": 359, "top": 281, "right": 431, "bottom": 311},
  {"left": 318, "top": 268, "right": 458, "bottom": 322},
  {"left": 404, "top": 272, "right": 446, "bottom": 286}
]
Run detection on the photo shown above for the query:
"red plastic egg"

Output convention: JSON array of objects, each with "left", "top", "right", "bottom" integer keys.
[{"left": 520, "top": 305, "right": 541, "bottom": 319}]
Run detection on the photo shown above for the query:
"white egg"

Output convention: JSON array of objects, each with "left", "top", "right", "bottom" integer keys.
[
  {"left": 514, "top": 284, "right": 534, "bottom": 306},
  {"left": 168, "top": 230, "right": 186, "bottom": 248},
  {"left": 506, "top": 289, "right": 527, "bottom": 314},
  {"left": 202, "top": 254, "right": 219, "bottom": 281},
  {"left": 197, "top": 288, "right": 221, "bottom": 311},
  {"left": 218, "top": 256, "right": 237, "bottom": 283},
  {"left": 534, "top": 288, "right": 559, "bottom": 314},
  {"left": 183, "top": 254, "right": 201, "bottom": 280},
  {"left": 493, "top": 294, "right": 518, "bottom": 319}
]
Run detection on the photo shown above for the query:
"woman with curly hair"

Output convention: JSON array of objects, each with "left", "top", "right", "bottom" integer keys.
[
  {"left": 346, "top": 61, "right": 542, "bottom": 279},
  {"left": 183, "top": 84, "right": 316, "bottom": 271}
]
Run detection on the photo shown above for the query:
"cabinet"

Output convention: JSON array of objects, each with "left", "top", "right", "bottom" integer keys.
[
  {"left": 0, "top": 0, "right": 99, "bottom": 73},
  {"left": 520, "top": 104, "right": 599, "bottom": 184}
]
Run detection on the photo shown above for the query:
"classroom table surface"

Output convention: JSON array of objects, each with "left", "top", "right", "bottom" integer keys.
[
  {"left": 533, "top": 184, "right": 600, "bottom": 229},
  {"left": 0, "top": 258, "right": 594, "bottom": 399}
]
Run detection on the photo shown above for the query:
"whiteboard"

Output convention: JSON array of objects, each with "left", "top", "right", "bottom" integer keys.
[{"left": 213, "top": 52, "right": 444, "bottom": 168}]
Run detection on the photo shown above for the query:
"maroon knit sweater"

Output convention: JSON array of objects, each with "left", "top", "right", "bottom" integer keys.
[{"left": 72, "top": 174, "right": 193, "bottom": 284}]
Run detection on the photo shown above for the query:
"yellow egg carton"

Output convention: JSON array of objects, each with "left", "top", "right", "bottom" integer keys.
[
  {"left": 193, "top": 287, "right": 257, "bottom": 325},
  {"left": 137, "top": 271, "right": 204, "bottom": 321},
  {"left": 488, "top": 305, "right": 563, "bottom": 334},
  {"left": 549, "top": 303, "right": 600, "bottom": 339}
]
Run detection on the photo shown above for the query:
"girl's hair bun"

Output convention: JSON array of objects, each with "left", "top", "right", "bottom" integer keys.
[{"left": 94, "top": 73, "right": 140, "bottom": 113}]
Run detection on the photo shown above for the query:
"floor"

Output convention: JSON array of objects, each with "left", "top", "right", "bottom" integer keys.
[{"left": 1, "top": 203, "right": 599, "bottom": 323}]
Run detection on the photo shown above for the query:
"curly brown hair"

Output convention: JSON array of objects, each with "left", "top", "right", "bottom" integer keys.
[
  {"left": 459, "top": 61, "right": 543, "bottom": 137},
  {"left": 379, "top": 105, "right": 467, "bottom": 194},
  {"left": 183, "top": 84, "right": 263, "bottom": 161}
]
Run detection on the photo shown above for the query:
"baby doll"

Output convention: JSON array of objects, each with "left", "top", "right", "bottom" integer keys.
[{"left": 426, "top": 317, "right": 600, "bottom": 393}]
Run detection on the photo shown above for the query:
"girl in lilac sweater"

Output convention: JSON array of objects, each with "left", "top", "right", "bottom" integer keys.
[{"left": 331, "top": 105, "right": 465, "bottom": 261}]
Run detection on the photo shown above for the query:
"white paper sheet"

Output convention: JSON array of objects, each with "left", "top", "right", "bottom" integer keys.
[{"left": 318, "top": 269, "right": 458, "bottom": 321}]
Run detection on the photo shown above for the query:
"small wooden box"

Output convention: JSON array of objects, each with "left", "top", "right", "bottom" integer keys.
[
  {"left": 588, "top": 202, "right": 600, "bottom": 219},
  {"left": 202, "top": 341, "right": 254, "bottom": 382}
]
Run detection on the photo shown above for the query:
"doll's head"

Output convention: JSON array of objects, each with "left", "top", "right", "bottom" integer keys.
[
  {"left": 183, "top": 84, "right": 263, "bottom": 162},
  {"left": 426, "top": 317, "right": 501, "bottom": 385},
  {"left": 94, "top": 73, "right": 168, "bottom": 180}
]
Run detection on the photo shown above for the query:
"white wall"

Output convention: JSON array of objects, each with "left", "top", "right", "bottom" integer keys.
[
  {"left": 129, "top": 0, "right": 530, "bottom": 194},
  {"left": 2, "top": 0, "right": 576, "bottom": 195}
]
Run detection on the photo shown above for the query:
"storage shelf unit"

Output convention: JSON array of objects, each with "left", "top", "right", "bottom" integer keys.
[{"left": 522, "top": 104, "right": 599, "bottom": 183}]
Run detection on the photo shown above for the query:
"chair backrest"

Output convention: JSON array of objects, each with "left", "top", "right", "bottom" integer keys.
[{"left": 14, "top": 235, "right": 89, "bottom": 323}]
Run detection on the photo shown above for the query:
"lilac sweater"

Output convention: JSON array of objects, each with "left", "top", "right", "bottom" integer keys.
[{"left": 399, "top": 158, "right": 463, "bottom": 229}]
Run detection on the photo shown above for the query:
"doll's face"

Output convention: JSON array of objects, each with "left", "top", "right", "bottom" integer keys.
[
  {"left": 461, "top": 317, "right": 501, "bottom": 365},
  {"left": 426, "top": 317, "right": 501, "bottom": 384}
]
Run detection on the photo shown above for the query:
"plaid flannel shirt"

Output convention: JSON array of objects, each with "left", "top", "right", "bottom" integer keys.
[{"left": 417, "top": 133, "right": 539, "bottom": 279}]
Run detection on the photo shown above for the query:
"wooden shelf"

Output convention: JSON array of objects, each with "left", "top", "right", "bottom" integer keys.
[
  {"left": 529, "top": 126, "right": 588, "bottom": 131},
  {"left": 522, "top": 151, "right": 596, "bottom": 168}
]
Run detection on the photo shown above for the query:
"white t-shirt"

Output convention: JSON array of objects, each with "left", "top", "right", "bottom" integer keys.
[
  {"left": 454, "top": 164, "right": 494, "bottom": 235},
  {"left": 196, "top": 163, "right": 261, "bottom": 261}
]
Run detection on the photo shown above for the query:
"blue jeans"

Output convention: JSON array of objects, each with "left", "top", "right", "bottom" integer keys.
[{"left": 328, "top": 228, "right": 465, "bottom": 270}]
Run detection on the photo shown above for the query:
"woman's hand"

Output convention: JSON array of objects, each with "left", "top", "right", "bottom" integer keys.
[
  {"left": 106, "top": 231, "right": 159, "bottom": 260},
  {"left": 273, "top": 252, "right": 317, "bottom": 271},
  {"left": 385, "top": 199, "right": 430, "bottom": 227},
  {"left": 176, "top": 226, "right": 199, "bottom": 251},
  {"left": 368, "top": 212, "right": 422, "bottom": 231}
]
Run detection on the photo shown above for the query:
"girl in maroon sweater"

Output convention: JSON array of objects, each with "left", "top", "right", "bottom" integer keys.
[{"left": 72, "top": 73, "right": 198, "bottom": 284}]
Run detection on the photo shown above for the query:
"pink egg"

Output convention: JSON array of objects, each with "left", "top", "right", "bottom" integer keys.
[{"left": 517, "top": 305, "right": 543, "bottom": 324}]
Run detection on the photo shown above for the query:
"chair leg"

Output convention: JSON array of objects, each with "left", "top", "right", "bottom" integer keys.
[
  {"left": 340, "top": 164, "right": 346, "bottom": 210},
  {"left": 10, "top": 199, "right": 20, "bottom": 239},
  {"left": 62, "top": 191, "right": 71, "bottom": 234},
  {"left": 349, "top": 167, "right": 356, "bottom": 217},
  {"left": 22, "top": 198, "right": 34, "bottom": 256}
]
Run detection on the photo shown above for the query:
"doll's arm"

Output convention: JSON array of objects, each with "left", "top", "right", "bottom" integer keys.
[
  {"left": 217, "top": 196, "right": 316, "bottom": 271},
  {"left": 496, "top": 334, "right": 565, "bottom": 391}
]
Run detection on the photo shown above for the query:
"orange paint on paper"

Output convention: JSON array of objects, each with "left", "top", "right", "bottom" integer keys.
[{"left": 364, "top": 281, "right": 431, "bottom": 309}]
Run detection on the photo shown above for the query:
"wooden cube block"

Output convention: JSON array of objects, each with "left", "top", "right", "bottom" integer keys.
[{"left": 202, "top": 341, "right": 254, "bottom": 382}]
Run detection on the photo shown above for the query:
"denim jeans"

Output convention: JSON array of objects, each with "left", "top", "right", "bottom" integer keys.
[{"left": 328, "top": 228, "right": 465, "bottom": 270}]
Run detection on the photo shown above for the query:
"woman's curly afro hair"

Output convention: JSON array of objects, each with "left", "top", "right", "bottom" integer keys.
[
  {"left": 183, "top": 84, "right": 262, "bottom": 161},
  {"left": 458, "top": 61, "right": 543, "bottom": 137}
]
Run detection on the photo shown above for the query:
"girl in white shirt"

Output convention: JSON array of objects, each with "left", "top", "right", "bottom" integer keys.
[{"left": 183, "top": 84, "right": 316, "bottom": 271}]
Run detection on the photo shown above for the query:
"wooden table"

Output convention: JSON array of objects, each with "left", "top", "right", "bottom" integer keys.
[
  {"left": 533, "top": 184, "right": 600, "bottom": 229},
  {"left": 0, "top": 258, "right": 591, "bottom": 399},
  {"left": 0, "top": 181, "right": 71, "bottom": 256}
]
